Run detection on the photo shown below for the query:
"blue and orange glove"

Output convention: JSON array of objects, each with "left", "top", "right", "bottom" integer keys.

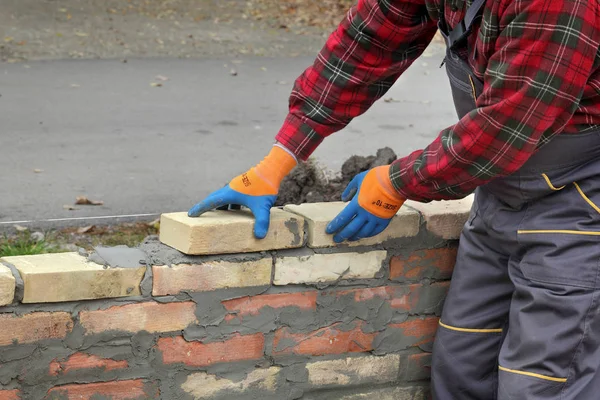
[
  {"left": 326, "top": 166, "right": 405, "bottom": 243},
  {"left": 188, "top": 145, "right": 297, "bottom": 239}
]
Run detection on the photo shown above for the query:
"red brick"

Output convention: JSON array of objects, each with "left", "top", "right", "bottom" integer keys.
[
  {"left": 80, "top": 302, "right": 196, "bottom": 335},
  {"left": 328, "top": 283, "right": 449, "bottom": 314},
  {"left": 45, "top": 379, "right": 158, "bottom": 400},
  {"left": 272, "top": 322, "right": 376, "bottom": 356},
  {"left": 390, "top": 248, "right": 457, "bottom": 281},
  {"left": 0, "top": 390, "right": 20, "bottom": 400},
  {"left": 49, "top": 353, "right": 128, "bottom": 376},
  {"left": 0, "top": 312, "right": 72, "bottom": 346},
  {"left": 157, "top": 333, "right": 264, "bottom": 367},
  {"left": 222, "top": 292, "right": 317, "bottom": 321},
  {"left": 390, "top": 317, "right": 439, "bottom": 348}
]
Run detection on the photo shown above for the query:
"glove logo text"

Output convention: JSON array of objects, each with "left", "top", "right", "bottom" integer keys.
[
  {"left": 372, "top": 199, "right": 398, "bottom": 212},
  {"left": 242, "top": 173, "right": 251, "bottom": 187}
]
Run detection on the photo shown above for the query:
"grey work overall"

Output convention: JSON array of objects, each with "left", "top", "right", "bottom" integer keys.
[{"left": 431, "top": 0, "right": 600, "bottom": 399}]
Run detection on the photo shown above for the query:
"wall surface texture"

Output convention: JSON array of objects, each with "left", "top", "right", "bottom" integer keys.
[{"left": 0, "top": 197, "right": 473, "bottom": 400}]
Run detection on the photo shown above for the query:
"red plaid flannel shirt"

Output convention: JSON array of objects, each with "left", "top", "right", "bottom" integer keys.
[{"left": 275, "top": 0, "right": 600, "bottom": 201}]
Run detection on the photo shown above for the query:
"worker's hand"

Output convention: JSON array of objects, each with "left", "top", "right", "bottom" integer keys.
[
  {"left": 188, "top": 145, "right": 297, "bottom": 239},
  {"left": 326, "top": 165, "right": 405, "bottom": 243}
]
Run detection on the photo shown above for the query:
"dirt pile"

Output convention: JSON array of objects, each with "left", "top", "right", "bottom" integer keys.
[{"left": 275, "top": 147, "right": 397, "bottom": 206}]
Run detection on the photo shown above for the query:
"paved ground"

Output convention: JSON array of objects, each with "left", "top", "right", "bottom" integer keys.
[{"left": 0, "top": 1, "right": 455, "bottom": 230}]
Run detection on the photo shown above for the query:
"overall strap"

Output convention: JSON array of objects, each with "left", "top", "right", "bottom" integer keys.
[{"left": 447, "top": 0, "right": 487, "bottom": 48}]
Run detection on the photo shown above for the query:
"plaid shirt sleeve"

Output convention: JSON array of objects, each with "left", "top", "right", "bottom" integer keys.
[
  {"left": 390, "top": 0, "right": 600, "bottom": 201},
  {"left": 274, "top": 0, "right": 438, "bottom": 161}
]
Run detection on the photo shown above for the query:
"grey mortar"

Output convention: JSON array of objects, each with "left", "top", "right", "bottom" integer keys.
[
  {"left": 140, "top": 265, "right": 153, "bottom": 297},
  {"left": 139, "top": 236, "right": 266, "bottom": 266},
  {"left": 284, "top": 217, "right": 303, "bottom": 247},
  {"left": 1, "top": 261, "right": 24, "bottom": 303},
  {"left": 88, "top": 245, "right": 149, "bottom": 268}
]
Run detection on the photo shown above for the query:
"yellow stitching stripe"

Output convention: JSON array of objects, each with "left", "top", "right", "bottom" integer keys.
[
  {"left": 541, "top": 173, "right": 565, "bottom": 191},
  {"left": 574, "top": 182, "right": 600, "bottom": 215},
  {"left": 498, "top": 366, "right": 567, "bottom": 383},
  {"left": 517, "top": 230, "right": 600, "bottom": 236},
  {"left": 468, "top": 75, "right": 477, "bottom": 101},
  {"left": 439, "top": 321, "right": 502, "bottom": 333}
]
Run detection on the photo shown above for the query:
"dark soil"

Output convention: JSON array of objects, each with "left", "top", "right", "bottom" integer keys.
[{"left": 275, "top": 147, "right": 397, "bottom": 206}]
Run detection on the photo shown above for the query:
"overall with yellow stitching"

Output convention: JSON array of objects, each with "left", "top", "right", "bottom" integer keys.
[{"left": 431, "top": 0, "right": 600, "bottom": 398}]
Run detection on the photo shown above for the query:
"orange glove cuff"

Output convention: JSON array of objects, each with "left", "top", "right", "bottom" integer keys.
[
  {"left": 357, "top": 165, "right": 406, "bottom": 219},
  {"left": 230, "top": 145, "right": 297, "bottom": 196}
]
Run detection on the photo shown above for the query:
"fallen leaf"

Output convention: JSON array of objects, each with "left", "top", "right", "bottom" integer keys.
[
  {"left": 33, "top": 168, "right": 43, "bottom": 173},
  {"left": 74, "top": 32, "right": 89, "bottom": 37},
  {"left": 260, "top": 67, "right": 267, "bottom": 71},
  {"left": 16, "top": 41, "right": 27, "bottom": 46},
  {"left": 63, "top": 205, "right": 78, "bottom": 210},
  {"left": 155, "top": 75, "right": 169, "bottom": 81},
  {"left": 14, "top": 225, "right": 28, "bottom": 232},
  {"left": 75, "top": 196, "right": 104, "bottom": 206},
  {"left": 70, "top": 84, "right": 80, "bottom": 88},
  {"left": 4, "top": 37, "right": 13, "bottom": 43},
  {"left": 150, "top": 82, "right": 162, "bottom": 87},
  {"left": 67, "top": 13, "right": 72, "bottom": 20},
  {"left": 59, "top": 8, "right": 68, "bottom": 12},
  {"left": 77, "top": 225, "right": 95, "bottom": 234}
]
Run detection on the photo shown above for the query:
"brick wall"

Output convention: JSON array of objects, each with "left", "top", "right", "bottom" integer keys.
[{"left": 0, "top": 197, "right": 472, "bottom": 399}]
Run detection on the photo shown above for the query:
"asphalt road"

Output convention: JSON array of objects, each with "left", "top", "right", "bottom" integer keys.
[{"left": 0, "top": 43, "right": 457, "bottom": 229}]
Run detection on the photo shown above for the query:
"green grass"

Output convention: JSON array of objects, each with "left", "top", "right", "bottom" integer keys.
[{"left": 0, "top": 233, "right": 62, "bottom": 257}]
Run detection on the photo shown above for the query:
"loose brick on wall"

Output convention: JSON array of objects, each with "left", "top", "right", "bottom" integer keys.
[
  {"left": 159, "top": 209, "right": 304, "bottom": 255},
  {"left": 0, "top": 312, "right": 72, "bottom": 347},
  {"left": 0, "top": 264, "right": 15, "bottom": 307},
  {"left": 404, "top": 195, "right": 473, "bottom": 239},
  {"left": 390, "top": 248, "right": 458, "bottom": 281},
  {"left": 80, "top": 301, "right": 196, "bottom": 335},
  {"left": 284, "top": 202, "right": 420, "bottom": 248},
  {"left": 152, "top": 258, "right": 272, "bottom": 296},
  {"left": 45, "top": 379, "right": 158, "bottom": 399},
  {"left": 158, "top": 333, "right": 265, "bottom": 367},
  {"left": 2, "top": 252, "right": 145, "bottom": 303}
]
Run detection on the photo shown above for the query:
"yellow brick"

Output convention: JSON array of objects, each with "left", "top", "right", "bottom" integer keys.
[
  {"left": 274, "top": 251, "right": 387, "bottom": 285},
  {"left": 2, "top": 253, "right": 146, "bottom": 303},
  {"left": 181, "top": 368, "right": 281, "bottom": 399},
  {"left": 159, "top": 209, "right": 304, "bottom": 255},
  {"left": 0, "top": 264, "right": 15, "bottom": 306},
  {"left": 152, "top": 258, "right": 272, "bottom": 296},
  {"left": 284, "top": 202, "right": 420, "bottom": 248},
  {"left": 404, "top": 195, "right": 474, "bottom": 239},
  {"left": 307, "top": 354, "right": 400, "bottom": 387}
]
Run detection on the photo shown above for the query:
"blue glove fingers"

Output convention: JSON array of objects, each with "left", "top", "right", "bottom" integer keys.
[
  {"left": 370, "top": 220, "right": 392, "bottom": 237},
  {"left": 326, "top": 201, "right": 359, "bottom": 234},
  {"left": 341, "top": 172, "right": 367, "bottom": 202},
  {"left": 348, "top": 219, "right": 378, "bottom": 242},
  {"left": 188, "top": 186, "right": 239, "bottom": 217},
  {"left": 247, "top": 195, "right": 277, "bottom": 239},
  {"left": 333, "top": 214, "right": 367, "bottom": 243}
]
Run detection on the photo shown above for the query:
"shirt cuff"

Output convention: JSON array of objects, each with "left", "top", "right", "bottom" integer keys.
[{"left": 274, "top": 113, "right": 324, "bottom": 161}]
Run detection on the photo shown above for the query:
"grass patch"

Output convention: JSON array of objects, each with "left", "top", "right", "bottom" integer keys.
[
  {"left": 0, "top": 222, "right": 160, "bottom": 257},
  {"left": 0, "top": 233, "right": 62, "bottom": 257}
]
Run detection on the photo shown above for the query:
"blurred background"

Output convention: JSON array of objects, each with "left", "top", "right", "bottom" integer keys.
[{"left": 0, "top": 0, "right": 453, "bottom": 250}]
